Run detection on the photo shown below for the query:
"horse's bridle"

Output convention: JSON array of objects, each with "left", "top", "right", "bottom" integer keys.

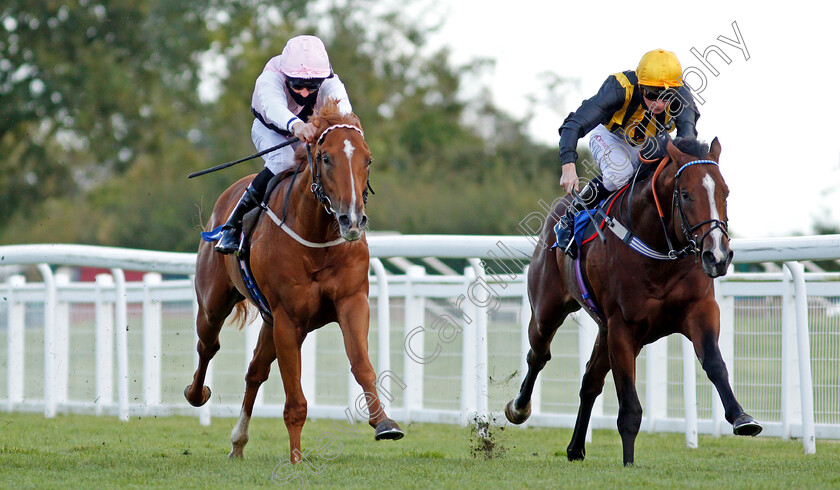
[
  {"left": 601, "top": 157, "right": 728, "bottom": 261},
  {"left": 305, "top": 124, "right": 374, "bottom": 215},
  {"left": 672, "top": 159, "right": 730, "bottom": 257},
  {"left": 259, "top": 123, "right": 373, "bottom": 249}
]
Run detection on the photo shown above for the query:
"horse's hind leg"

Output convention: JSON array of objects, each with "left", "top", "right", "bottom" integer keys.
[
  {"left": 687, "top": 313, "right": 762, "bottom": 436},
  {"left": 567, "top": 329, "right": 611, "bottom": 461},
  {"left": 505, "top": 314, "right": 562, "bottom": 424},
  {"left": 185, "top": 250, "right": 239, "bottom": 407},
  {"left": 230, "top": 321, "right": 277, "bottom": 459},
  {"left": 507, "top": 244, "right": 579, "bottom": 425}
]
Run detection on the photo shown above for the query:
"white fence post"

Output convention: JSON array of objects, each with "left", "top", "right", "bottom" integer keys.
[
  {"left": 645, "top": 338, "right": 668, "bottom": 433},
  {"left": 95, "top": 273, "right": 114, "bottom": 415},
  {"left": 403, "top": 266, "right": 425, "bottom": 421},
  {"left": 54, "top": 269, "right": 71, "bottom": 407},
  {"left": 143, "top": 273, "right": 162, "bottom": 415},
  {"left": 6, "top": 275, "right": 26, "bottom": 411},
  {"left": 112, "top": 268, "right": 130, "bottom": 422},
  {"left": 682, "top": 336, "right": 698, "bottom": 448},
  {"left": 37, "top": 264, "right": 57, "bottom": 418},
  {"left": 370, "top": 259, "right": 391, "bottom": 414},
  {"left": 784, "top": 262, "right": 816, "bottom": 454},
  {"left": 468, "top": 259, "right": 490, "bottom": 427},
  {"left": 781, "top": 267, "right": 799, "bottom": 441},
  {"left": 298, "top": 329, "right": 317, "bottom": 409},
  {"left": 460, "top": 267, "right": 477, "bottom": 425}
]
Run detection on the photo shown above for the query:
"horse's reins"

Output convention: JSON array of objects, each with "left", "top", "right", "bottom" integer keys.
[
  {"left": 260, "top": 123, "right": 367, "bottom": 248},
  {"left": 650, "top": 156, "right": 692, "bottom": 258}
]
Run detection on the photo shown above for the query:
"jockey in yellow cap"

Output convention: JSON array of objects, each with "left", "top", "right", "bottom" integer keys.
[{"left": 555, "top": 49, "right": 700, "bottom": 257}]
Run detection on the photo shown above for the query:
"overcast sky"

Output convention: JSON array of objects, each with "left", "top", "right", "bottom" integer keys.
[{"left": 433, "top": 0, "right": 840, "bottom": 238}]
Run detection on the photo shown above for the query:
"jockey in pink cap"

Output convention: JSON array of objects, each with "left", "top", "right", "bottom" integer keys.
[{"left": 214, "top": 35, "right": 354, "bottom": 255}]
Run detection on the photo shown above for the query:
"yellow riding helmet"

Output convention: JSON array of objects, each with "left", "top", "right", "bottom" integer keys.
[{"left": 636, "top": 49, "right": 683, "bottom": 88}]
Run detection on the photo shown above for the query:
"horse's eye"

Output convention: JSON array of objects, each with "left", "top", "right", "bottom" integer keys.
[
  {"left": 322, "top": 154, "right": 331, "bottom": 166},
  {"left": 680, "top": 190, "right": 690, "bottom": 201},
  {"left": 367, "top": 158, "right": 372, "bottom": 167}
]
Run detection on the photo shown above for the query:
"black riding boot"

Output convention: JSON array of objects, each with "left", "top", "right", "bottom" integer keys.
[
  {"left": 214, "top": 188, "right": 260, "bottom": 255},
  {"left": 555, "top": 207, "right": 577, "bottom": 256},
  {"left": 214, "top": 167, "right": 275, "bottom": 255},
  {"left": 556, "top": 178, "right": 609, "bottom": 257}
]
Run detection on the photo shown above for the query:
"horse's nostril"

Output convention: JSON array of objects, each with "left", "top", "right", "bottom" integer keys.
[
  {"left": 338, "top": 215, "right": 351, "bottom": 228},
  {"left": 359, "top": 215, "right": 368, "bottom": 229}
]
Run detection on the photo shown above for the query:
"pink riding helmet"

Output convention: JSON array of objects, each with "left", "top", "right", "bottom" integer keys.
[{"left": 278, "top": 35, "right": 332, "bottom": 79}]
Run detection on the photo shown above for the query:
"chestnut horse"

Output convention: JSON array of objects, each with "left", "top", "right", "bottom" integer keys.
[
  {"left": 505, "top": 137, "right": 761, "bottom": 466},
  {"left": 185, "top": 100, "right": 403, "bottom": 462}
]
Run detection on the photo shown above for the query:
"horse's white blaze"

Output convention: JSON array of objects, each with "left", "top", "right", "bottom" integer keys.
[
  {"left": 702, "top": 174, "right": 726, "bottom": 262},
  {"left": 343, "top": 139, "right": 357, "bottom": 223}
]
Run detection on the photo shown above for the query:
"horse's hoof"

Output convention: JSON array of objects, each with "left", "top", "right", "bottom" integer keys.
[
  {"left": 184, "top": 385, "right": 212, "bottom": 407},
  {"left": 504, "top": 399, "right": 531, "bottom": 425},
  {"left": 228, "top": 446, "right": 244, "bottom": 459},
  {"left": 566, "top": 446, "right": 585, "bottom": 461},
  {"left": 733, "top": 414, "right": 762, "bottom": 436},
  {"left": 374, "top": 419, "right": 404, "bottom": 441}
]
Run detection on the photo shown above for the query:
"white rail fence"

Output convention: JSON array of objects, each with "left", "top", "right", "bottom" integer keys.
[{"left": 1, "top": 235, "right": 839, "bottom": 455}]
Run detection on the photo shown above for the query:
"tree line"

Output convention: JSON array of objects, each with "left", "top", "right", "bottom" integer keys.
[{"left": 0, "top": 0, "right": 589, "bottom": 252}]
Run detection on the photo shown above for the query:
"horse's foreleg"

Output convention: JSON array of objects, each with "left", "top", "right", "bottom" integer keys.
[
  {"left": 230, "top": 321, "right": 277, "bottom": 459},
  {"left": 336, "top": 294, "right": 404, "bottom": 441},
  {"left": 567, "top": 329, "right": 610, "bottom": 461},
  {"left": 608, "top": 323, "right": 642, "bottom": 467},
  {"left": 505, "top": 315, "right": 559, "bottom": 425},
  {"left": 272, "top": 313, "right": 307, "bottom": 464},
  {"left": 689, "top": 330, "right": 762, "bottom": 436}
]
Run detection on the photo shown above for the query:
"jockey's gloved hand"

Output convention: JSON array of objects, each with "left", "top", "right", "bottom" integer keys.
[{"left": 640, "top": 132, "right": 671, "bottom": 161}]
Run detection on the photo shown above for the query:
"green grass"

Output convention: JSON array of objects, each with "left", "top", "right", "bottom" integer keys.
[{"left": 1, "top": 413, "right": 839, "bottom": 489}]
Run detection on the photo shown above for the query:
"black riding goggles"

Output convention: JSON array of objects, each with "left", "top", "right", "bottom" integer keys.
[
  {"left": 641, "top": 86, "right": 670, "bottom": 100},
  {"left": 287, "top": 77, "right": 323, "bottom": 91}
]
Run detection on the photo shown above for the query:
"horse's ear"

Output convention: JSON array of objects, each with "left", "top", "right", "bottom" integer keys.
[
  {"left": 666, "top": 140, "right": 686, "bottom": 162},
  {"left": 708, "top": 137, "right": 722, "bottom": 162}
]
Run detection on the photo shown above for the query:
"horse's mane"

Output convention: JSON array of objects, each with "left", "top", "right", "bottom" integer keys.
[
  {"left": 633, "top": 135, "right": 710, "bottom": 186},
  {"left": 293, "top": 98, "right": 362, "bottom": 164},
  {"left": 313, "top": 97, "right": 362, "bottom": 131},
  {"left": 672, "top": 136, "right": 709, "bottom": 159}
]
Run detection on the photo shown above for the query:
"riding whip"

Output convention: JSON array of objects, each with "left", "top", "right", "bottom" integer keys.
[{"left": 188, "top": 137, "right": 301, "bottom": 178}]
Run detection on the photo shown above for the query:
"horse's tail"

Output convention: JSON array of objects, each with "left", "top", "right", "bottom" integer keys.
[{"left": 230, "top": 300, "right": 256, "bottom": 331}]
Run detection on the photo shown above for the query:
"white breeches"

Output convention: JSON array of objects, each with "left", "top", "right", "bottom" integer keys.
[
  {"left": 251, "top": 119, "right": 301, "bottom": 175},
  {"left": 588, "top": 124, "right": 641, "bottom": 191}
]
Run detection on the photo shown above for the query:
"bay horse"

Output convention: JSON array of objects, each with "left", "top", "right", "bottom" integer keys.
[
  {"left": 505, "top": 137, "right": 762, "bottom": 466},
  {"left": 185, "top": 99, "right": 403, "bottom": 462}
]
